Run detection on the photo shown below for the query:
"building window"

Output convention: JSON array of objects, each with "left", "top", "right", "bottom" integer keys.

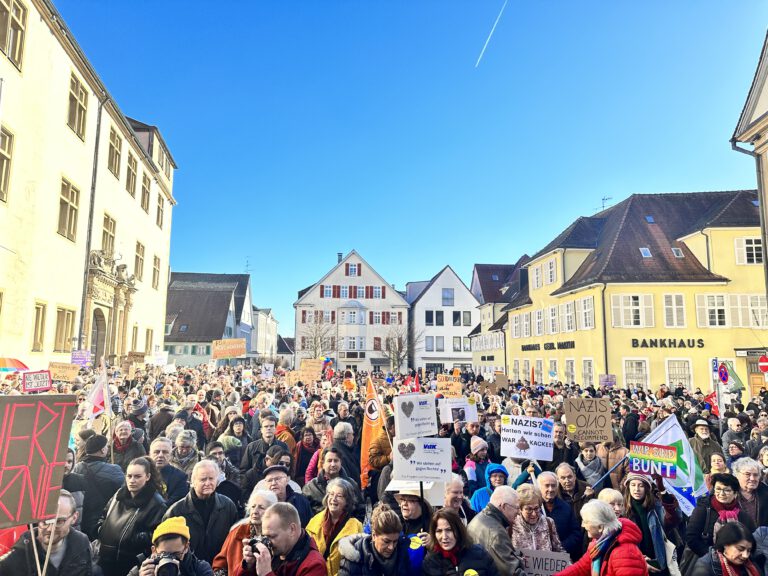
[
  {"left": 442, "top": 288, "right": 454, "bottom": 306},
  {"left": 512, "top": 314, "right": 520, "bottom": 338},
  {"left": 667, "top": 359, "right": 692, "bottom": 390},
  {"left": 513, "top": 360, "right": 520, "bottom": 381},
  {"left": 453, "top": 311, "right": 461, "bottom": 326},
  {"left": 749, "top": 295, "right": 768, "bottom": 327},
  {"left": 152, "top": 256, "right": 160, "bottom": 289},
  {"left": 425, "top": 310, "right": 433, "bottom": 326},
  {"left": 347, "top": 310, "right": 357, "bottom": 324},
  {"left": 358, "top": 336, "right": 365, "bottom": 351},
  {"left": 323, "top": 310, "right": 332, "bottom": 323},
  {"left": 371, "top": 311, "right": 381, "bottom": 325},
  {"left": 696, "top": 294, "right": 727, "bottom": 327},
  {"left": 624, "top": 359, "right": 648, "bottom": 389},
  {"left": 131, "top": 326, "right": 138, "bottom": 351},
  {"left": 580, "top": 296, "right": 595, "bottom": 329},
  {"left": 531, "top": 266, "right": 542, "bottom": 289},
  {"left": 534, "top": 309, "right": 544, "bottom": 336},
  {"left": 736, "top": 238, "right": 763, "bottom": 265},
  {"left": 535, "top": 359, "right": 543, "bottom": 383},
  {"left": 145, "top": 329, "right": 153, "bottom": 355},
  {"left": 126, "top": 153, "right": 137, "bottom": 197},
  {"left": 54, "top": 308, "right": 75, "bottom": 352},
  {"left": 102, "top": 214, "right": 116, "bottom": 254},
  {"left": 565, "top": 359, "right": 575, "bottom": 383},
  {"left": 545, "top": 259, "right": 556, "bottom": 284},
  {"left": 463, "top": 311, "right": 471, "bottom": 326},
  {"left": 0, "top": 0, "right": 26, "bottom": 68},
  {"left": 57, "top": 179, "right": 79, "bottom": 241},
  {"left": 523, "top": 359, "right": 530, "bottom": 381},
  {"left": 156, "top": 194, "right": 164, "bottom": 228},
  {"left": 373, "top": 286, "right": 382, "bottom": 298},
  {"left": 134, "top": 242, "right": 145, "bottom": 281},
  {"left": 108, "top": 127, "right": 122, "bottom": 178},
  {"left": 0, "top": 126, "right": 11, "bottom": 202},
  {"left": 141, "top": 174, "right": 151, "bottom": 212},
  {"left": 373, "top": 337, "right": 382, "bottom": 351},
  {"left": 582, "top": 359, "right": 594, "bottom": 387},
  {"left": 435, "top": 311, "right": 444, "bottom": 326},
  {"left": 663, "top": 294, "right": 685, "bottom": 327},
  {"left": 425, "top": 336, "right": 434, "bottom": 352},
  {"left": 453, "top": 336, "right": 461, "bottom": 352},
  {"left": 323, "top": 285, "right": 332, "bottom": 298},
  {"left": 32, "top": 302, "right": 45, "bottom": 351},
  {"left": 340, "top": 285, "right": 348, "bottom": 298},
  {"left": 67, "top": 74, "right": 88, "bottom": 139},
  {"left": 562, "top": 302, "right": 575, "bottom": 332},
  {"left": 671, "top": 247, "right": 684, "bottom": 258},
  {"left": 549, "top": 359, "right": 557, "bottom": 379},
  {"left": 348, "top": 263, "right": 357, "bottom": 276},
  {"left": 522, "top": 312, "right": 531, "bottom": 338},
  {"left": 548, "top": 306, "right": 558, "bottom": 334},
  {"left": 436, "top": 336, "right": 444, "bottom": 352},
  {"left": 639, "top": 247, "right": 652, "bottom": 258},
  {"left": 463, "top": 337, "right": 471, "bottom": 351},
  {"left": 611, "top": 294, "right": 654, "bottom": 328}
]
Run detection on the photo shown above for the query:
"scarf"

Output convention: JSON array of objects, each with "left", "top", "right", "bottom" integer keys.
[
  {"left": 590, "top": 527, "right": 621, "bottom": 576},
  {"left": 174, "top": 448, "right": 198, "bottom": 468},
  {"left": 112, "top": 435, "right": 132, "bottom": 454},
  {"left": 717, "top": 551, "right": 762, "bottom": 576},
  {"left": 711, "top": 496, "right": 741, "bottom": 522},
  {"left": 321, "top": 510, "right": 347, "bottom": 558},
  {"left": 437, "top": 544, "right": 460, "bottom": 567},
  {"left": 576, "top": 455, "right": 605, "bottom": 486}
]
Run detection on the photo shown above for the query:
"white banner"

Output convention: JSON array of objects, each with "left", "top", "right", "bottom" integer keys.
[
  {"left": 438, "top": 396, "right": 479, "bottom": 424},
  {"left": 500, "top": 415, "right": 554, "bottom": 461}
]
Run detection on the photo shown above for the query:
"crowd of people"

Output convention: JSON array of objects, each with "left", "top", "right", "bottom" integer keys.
[{"left": 1, "top": 364, "right": 768, "bottom": 576}]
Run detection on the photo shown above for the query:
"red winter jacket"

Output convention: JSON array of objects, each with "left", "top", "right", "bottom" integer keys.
[{"left": 556, "top": 518, "right": 649, "bottom": 576}]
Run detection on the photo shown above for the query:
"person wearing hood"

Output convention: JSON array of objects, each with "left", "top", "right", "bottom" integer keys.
[
  {"left": 556, "top": 500, "right": 648, "bottom": 576},
  {"left": 470, "top": 463, "right": 509, "bottom": 512},
  {"left": 292, "top": 427, "right": 319, "bottom": 486},
  {"left": 691, "top": 419, "right": 725, "bottom": 474},
  {"left": 692, "top": 522, "right": 765, "bottom": 576},
  {"left": 464, "top": 435, "right": 492, "bottom": 494}
]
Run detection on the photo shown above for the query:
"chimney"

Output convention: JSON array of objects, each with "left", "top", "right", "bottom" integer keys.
[{"left": 337, "top": 253, "right": 343, "bottom": 264}]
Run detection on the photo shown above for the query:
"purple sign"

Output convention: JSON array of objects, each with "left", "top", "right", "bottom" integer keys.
[{"left": 71, "top": 350, "right": 92, "bottom": 367}]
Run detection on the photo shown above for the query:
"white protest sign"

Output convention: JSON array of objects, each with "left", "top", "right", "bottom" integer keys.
[
  {"left": 261, "top": 363, "right": 274, "bottom": 380},
  {"left": 152, "top": 351, "right": 169, "bottom": 366},
  {"left": 162, "top": 363, "right": 177, "bottom": 374},
  {"left": 438, "top": 397, "right": 479, "bottom": 424},
  {"left": 392, "top": 437, "right": 451, "bottom": 482},
  {"left": 500, "top": 415, "right": 554, "bottom": 461},
  {"left": 520, "top": 549, "right": 572, "bottom": 576},
  {"left": 394, "top": 394, "right": 438, "bottom": 438}
]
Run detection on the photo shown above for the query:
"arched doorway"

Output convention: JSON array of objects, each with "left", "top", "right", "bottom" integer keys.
[{"left": 91, "top": 308, "right": 107, "bottom": 361}]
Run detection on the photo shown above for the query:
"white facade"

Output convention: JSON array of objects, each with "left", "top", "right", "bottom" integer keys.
[
  {"left": 407, "top": 266, "right": 479, "bottom": 373},
  {"left": 252, "top": 306, "right": 278, "bottom": 359},
  {"left": 294, "top": 250, "right": 410, "bottom": 372},
  {"left": 0, "top": 0, "right": 175, "bottom": 368}
]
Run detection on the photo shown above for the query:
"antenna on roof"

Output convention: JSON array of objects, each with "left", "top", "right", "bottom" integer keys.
[
  {"left": 595, "top": 196, "right": 613, "bottom": 212},
  {"left": 244, "top": 257, "right": 252, "bottom": 274}
]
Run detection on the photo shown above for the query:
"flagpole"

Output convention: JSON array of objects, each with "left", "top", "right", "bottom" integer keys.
[{"left": 589, "top": 455, "right": 628, "bottom": 489}]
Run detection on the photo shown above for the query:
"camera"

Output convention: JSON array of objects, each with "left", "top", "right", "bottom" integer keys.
[
  {"left": 152, "top": 552, "right": 181, "bottom": 576},
  {"left": 248, "top": 535, "right": 274, "bottom": 557}
]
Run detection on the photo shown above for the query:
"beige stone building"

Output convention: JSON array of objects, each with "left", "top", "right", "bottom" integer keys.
[{"left": 0, "top": 0, "right": 176, "bottom": 368}]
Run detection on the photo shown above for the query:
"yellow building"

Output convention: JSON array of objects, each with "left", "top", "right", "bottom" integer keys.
[
  {"left": 504, "top": 191, "right": 768, "bottom": 396},
  {"left": 0, "top": 0, "right": 177, "bottom": 367}
]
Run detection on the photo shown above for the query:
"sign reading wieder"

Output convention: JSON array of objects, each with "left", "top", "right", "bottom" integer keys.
[{"left": 0, "top": 395, "right": 78, "bottom": 528}]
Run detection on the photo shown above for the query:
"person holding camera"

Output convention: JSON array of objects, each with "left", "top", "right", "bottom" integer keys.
[
  {"left": 237, "top": 502, "right": 327, "bottom": 576},
  {"left": 130, "top": 516, "right": 213, "bottom": 576}
]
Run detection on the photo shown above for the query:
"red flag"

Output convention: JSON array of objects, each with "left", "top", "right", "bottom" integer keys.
[
  {"left": 704, "top": 392, "right": 720, "bottom": 417},
  {"left": 192, "top": 402, "right": 213, "bottom": 439},
  {"left": 531, "top": 366, "right": 535, "bottom": 385},
  {"left": 360, "top": 378, "right": 383, "bottom": 489},
  {"left": 412, "top": 373, "right": 420, "bottom": 392}
]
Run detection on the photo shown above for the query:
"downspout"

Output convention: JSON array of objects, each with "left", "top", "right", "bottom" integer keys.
[
  {"left": 731, "top": 138, "right": 768, "bottom": 300},
  {"left": 77, "top": 94, "right": 109, "bottom": 350},
  {"left": 600, "top": 283, "right": 608, "bottom": 376},
  {"left": 701, "top": 230, "right": 712, "bottom": 271}
]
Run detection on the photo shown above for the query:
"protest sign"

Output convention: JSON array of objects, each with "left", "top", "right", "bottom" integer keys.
[
  {"left": 127, "top": 364, "right": 137, "bottom": 380},
  {"left": 162, "top": 363, "right": 177, "bottom": 374},
  {"left": 298, "top": 358, "right": 324, "bottom": 383},
  {"left": 394, "top": 394, "right": 438, "bottom": 438},
  {"left": 599, "top": 374, "right": 617, "bottom": 388},
  {"left": 261, "top": 363, "right": 275, "bottom": 380},
  {"left": 286, "top": 371, "right": 300, "bottom": 386},
  {"left": 0, "top": 395, "right": 78, "bottom": 528},
  {"left": 500, "top": 415, "right": 554, "bottom": 461},
  {"left": 48, "top": 362, "right": 80, "bottom": 383},
  {"left": 152, "top": 351, "right": 170, "bottom": 366},
  {"left": 127, "top": 351, "right": 146, "bottom": 364},
  {"left": 392, "top": 437, "right": 451, "bottom": 482},
  {"left": 438, "top": 397, "right": 479, "bottom": 424},
  {"left": 212, "top": 338, "right": 247, "bottom": 359},
  {"left": 436, "top": 374, "right": 462, "bottom": 398},
  {"left": 70, "top": 350, "right": 92, "bottom": 367},
  {"left": 22, "top": 370, "right": 52, "bottom": 393},
  {"left": 629, "top": 441, "right": 678, "bottom": 479},
  {"left": 520, "top": 550, "right": 572, "bottom": 576},
  {"left": 564, "top": 397, "right": 612, "bottom": 443}
]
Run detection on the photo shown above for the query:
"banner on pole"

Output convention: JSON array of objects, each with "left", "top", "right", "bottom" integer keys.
[{"left": 629, "top": 441, "right": 678, "bottom": 479}]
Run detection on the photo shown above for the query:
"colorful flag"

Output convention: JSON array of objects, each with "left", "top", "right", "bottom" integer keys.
[
  {"left": 192, "top": 402, "right": 213, "bottom": 439},
  {"left": 703, "top": 391, "right": 720, "bottom": 417},
  {"left": 360, "top": 377, "right": 383, "bottom": 489},
  {"left": 642, "top": 415, "right": 707, "bottom": 515},
  {"left": 724, "top": 360, "right": 745, "bottom": 392},
  {"left": 531, "top": 366, "right": 535, "bottom": 385},
  {"left": 86, "top": 366, "right": 110, "bottom": 424}
]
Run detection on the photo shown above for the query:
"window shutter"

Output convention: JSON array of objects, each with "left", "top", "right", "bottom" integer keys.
[
  {"left": 664, "top": 295, "right": 674, "bottom": 327},
  {"left": 695, "top": 294, "right": 707, "bottom": 327},
  {"left": 302, "top": 310, "right": 307, "bottom": 323},
  {"left": 320, "top": 284, "right": 324, "bottom": 298},
  {"left": 611, "top": 295, "right": 621, "bottom": 328},
  {"left": 642, "top": 295, "right": 654, "bottom": 327},
  {"left": 314, "top": 310, "right": 320, "bottom": 323},
  {"left": 369, "top": 311, "right": 373, "bottom": 324},
  {"left": 382, "top": 285, "right": 386, "bottom": 298},
  {"left": 384, "top": 312, "right": 390, "bottom": 325},
  {"left": 735, "top": 238, "right": 746, "bottom": 265},
  {"left": 351, "top": 286, "right": 356, "bottom": 298},
  {"left": 397, "top": 311, "right": 402, "bottom": 324},
  {"left": 345, "top": 263, "right": 350, "bottom": 276},
  {"left": 358, "top": 264, "right": 362, "bottom": 276},
  {"left": 575, "top": 299, "right": 583, "bottom": 330},
  {"left": 333, "top": 285, "right": 339, "bottom": 298},
  {"left": 365, "top": 286, "right": 371, "bottom": 299},
  {"left": 729, "top": 295, "right": 741, "bottom": 327},
  {"left": 331, "top": 311, "right": 336, "bottom": 324}
]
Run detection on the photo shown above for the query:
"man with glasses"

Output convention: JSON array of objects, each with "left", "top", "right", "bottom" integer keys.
[
  {"left": 732, "top": 458, "right": 768, "bottom": 526},
  {"left": 722, "top": 417, "right": 746, "bottom": 449},
  {"left": 263, "top": 464, "right": 313, "bottom": 527},
  {"left": 207, "top": 442, "right": 244, "bottom": 514},
  {"left": 0, "top": 490, "right": 91, "bottom": 575},
  {"left": 467, "top": 485, "right": 525, "bottom": 576}
]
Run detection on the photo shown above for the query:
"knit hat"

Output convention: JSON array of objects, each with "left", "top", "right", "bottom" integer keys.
[
  {"left": 152, "top": 516, "right": 191, "bottom": 543},
  {"left": 77, "top": 428, "right": 96, "bottom": 442},
  {"left": 173, "top": 410, "right": 189, "bottom": 422},
  {"left": 85, "top": 434, "right": 108, "bottom": 454},
  {"left": 130, "top": 398, "right": 148, "bottom": 417},
  {"left": 623, "top": 472, "right": 653, "bottom": 489},
  {"left": 470, "top": 436, "right": 488, "bottom": 455},
  {"left": 729, "top": 440, "right": 745, "bottom": 452}
]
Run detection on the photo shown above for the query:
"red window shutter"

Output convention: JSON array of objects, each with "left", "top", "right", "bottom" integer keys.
[
  {"left": 345, "top": 263, "right": 350, "bottom": 276},
  {"left": 333, "top": 285, "right": 339, "bottom": 298},
  {"left": 382, "top": 285, "right": 386, "bottom": 298},
  {"left": 331, "top": 311, "right": 336, "bottom": 323},
  {"left": 314, "top": 310, "right": 320, "bottom": 323},
  {"left": 302, "top": 310, "right": 306, "bottom": 323},
  {"left": 320, "top": 284, "right": 325, "bottom": 298},
  {"left": 350, "top": 286, "right": 356, "bottom": 298},
  {"left": 358, "top": 264, "right": 362, "bottom": 276},
  {"left": 398, "top": 311, "right": 402, "bottom": 324},
  {"left": 369, "top": 311, "right": 373, "bottom": 324},
  {"left": 384, "top": 312, "right": 390, "bottom": 325},
  {"left": 365, "top": 286, "right": 371, "bottom": 299}
]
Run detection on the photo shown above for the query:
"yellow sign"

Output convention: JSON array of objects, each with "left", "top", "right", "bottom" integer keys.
[
  {"left": 286, "top": 371, "right": 300, "bottom": 386},
  {"left": 436, "top": 374, "right": 462, "bottom": 398},
  {"left": 48, "top": 362, "right": 80, "bottom": 382},
  {"left": 212, "top": 338, "right": 247, "bottom": 359}
]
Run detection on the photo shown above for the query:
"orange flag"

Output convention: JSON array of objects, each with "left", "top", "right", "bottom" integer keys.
[{"left": 360, "top": 377, "right": 383, "bottom": 489}]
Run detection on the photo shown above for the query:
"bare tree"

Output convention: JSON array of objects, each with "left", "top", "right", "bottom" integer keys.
[
  {"left": 297, "top": 319, "right": 337, "bottom": 360},
  {"left": 379, "top": 325, "right": 424, "bottom": 374}
]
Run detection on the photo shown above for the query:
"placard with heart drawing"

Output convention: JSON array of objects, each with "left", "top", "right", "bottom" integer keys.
[
  {"left": 392, "top": 437, "right": 451, "bottom": 482},
  {"left": 394, "top": 394, "right": 438, "bottom": 438}
]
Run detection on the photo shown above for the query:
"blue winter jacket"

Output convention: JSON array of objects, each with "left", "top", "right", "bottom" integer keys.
[{"left": 470, "top": 463, "right": 509, "bottom": 512}]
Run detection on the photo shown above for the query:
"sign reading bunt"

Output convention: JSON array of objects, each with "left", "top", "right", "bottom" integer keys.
[
  {"left": 70, "top": 350, "right": 92, "bottom": 367},
  {"left": 564, "top": 397, "right": 612, "bottom": 443},
  {"left": 212, "top": 338, "right": 247, "bottom": 359},
  {"left": 0, "top": 395, "right": 78, "bottom": 528},
  {"left": 500, "top": 415, "right": 554, "bottom": 461},
  {"left": 629, "top": 441, "right": 678, "bottom": 479},
  {"left": 22, "top": 370, "right": 52, "bottom": 393},
  {"left": 394, "top": 394, "right": 438, "bottom": 438},
  {"left": 48, "top": 362, "right": 80, "bottom": 383},
  {"left": 436, "top": 374, "right": 462, "bottom": 397},
  {"left": 520, "top": 549, "right": 572, "bottom": 576},
  {"left": 392, "top": 437, "right": 451, "bottom": 482},
  {"left": 298, "top": 358, "right": 325, "bottom": 383}
]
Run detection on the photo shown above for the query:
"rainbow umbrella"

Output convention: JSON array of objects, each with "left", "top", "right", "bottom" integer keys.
[{"left": 0, "top": 358, "right": 29, "bottom": 372}]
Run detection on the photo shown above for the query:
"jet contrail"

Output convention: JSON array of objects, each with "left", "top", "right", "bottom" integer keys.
[{"left": 475, "top": 0, "right": 509, "bottom": 68}]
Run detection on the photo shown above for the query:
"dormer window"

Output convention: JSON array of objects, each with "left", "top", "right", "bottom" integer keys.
[{"left": 671, "top": 247, "right": 684, "bottom": 258}]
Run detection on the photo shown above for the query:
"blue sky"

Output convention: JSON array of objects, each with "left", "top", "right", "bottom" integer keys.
[{"left": 58, "top": 1, "right": 768, "bottom": 335}]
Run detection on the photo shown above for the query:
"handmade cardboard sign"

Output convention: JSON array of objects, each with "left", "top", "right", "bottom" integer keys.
[
  {"left": 298, "top": 358, "right": 324, "bottom": 383},
  {"left": 286, "top": 371, "right": 300, "bottom": 386},
  {"left": 392, "top": 437, "right": 451, "bottom": 482},
  {"left": 564, "top": 397, "right": 612, "bottom": 443},
  {"left": 629, "top": 441, "right": 678, "bottom": 479},
  {"left": 0, "top": 395, "right": 78, "bottom": 528},
  {"left": 500, "top": 415, "right": 554, "bottom": 461},
  {"left": 22, "top": 370, "right": 52, "bottom": 393},
  {"left": 520, "top": 549, "right": 572, "bottom": 576},
  {"left": 394, "top": 394, "right": 438, "bottom": 438},
  {"left": 212, "top": 338, "right": 247, "bottom": 359},
  {"left": 438, "top": 397, "right": 479, "bottom": 424},
  {"left": 127, "top": 351, "right": 146, "bottom": 364},
  {"left": 436, "top": 374, "right": 462, "bottom": 398},
  {"left": 48, "top": 362, "right": 80, "bottom": 383}
]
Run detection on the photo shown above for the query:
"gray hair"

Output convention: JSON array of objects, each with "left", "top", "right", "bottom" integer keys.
[
  {"left": 732, "top": 457, "right": 762, "bottom": 476},
  {"left": 192, "top": 459, "right": 220, "bottom": 480},
  {"left": 555, "top": 462, "right": 576, "bottom": 476},
  {"left": 247, "top": 489, "right": 278, "bottom": 514},
  {"left": 175, "top": 429, "right": 197, "bottom": 447},
  {"left": 580, "top": 500, "right": 621, "bottom": 537},
  {"left": 333, "top": 421, "right": 353, "bottom": 440},
  {"left": 322, "top": 477, "right": 357, "bottom": 515},
  {"left": 445, "top": 473, "right": 465, "bottom": 492},
  {"left": 489, "top": 485, "right": 518, "bottom": 507},
  {"left": 151, "top": 436, "right": 173, "bottom": 450},
  {"left": 278, "top": 407, "right": 294, "bottom": 426},
  {"left": 536, "top": 471, "right": 558, "bottom": 487}
]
